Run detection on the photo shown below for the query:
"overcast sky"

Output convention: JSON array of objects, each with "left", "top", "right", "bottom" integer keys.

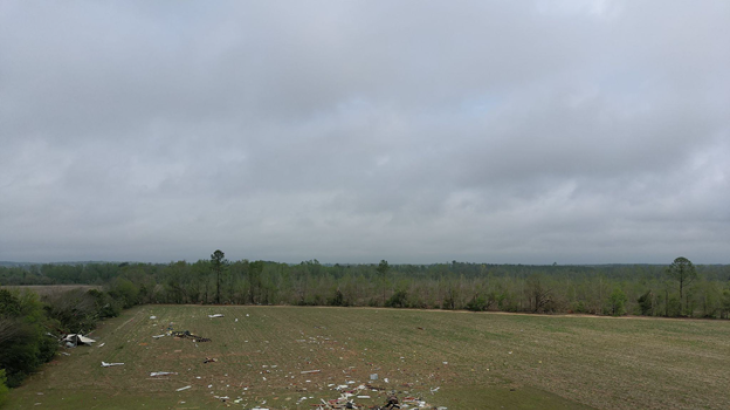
[{"left": 1, "top": 1, "right": 729, "bottom": 265}]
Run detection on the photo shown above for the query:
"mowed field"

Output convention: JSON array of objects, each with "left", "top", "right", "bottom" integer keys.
[{"left": 6, "top": 306, "right": 730, "bottom": 410}]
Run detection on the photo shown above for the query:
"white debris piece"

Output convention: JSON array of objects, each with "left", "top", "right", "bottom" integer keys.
[
  {"left": 101, "top": 361, "right": 124, "bottom": 367},
  {"left": 152, "top": 335, "right": 165, "bottom": 339},
  {"left": 208, "top": 314, "right": 224, "bottom": 318},
  {"left": 63, "top": 334, "right": 96, "bottom": 344},
  {"left": 150, "top": 372, "right": 177, "bottom": 377},
  {"left": 176, "top": 385, "right": 192, "bottom": 391},
  {"left": 150, "top": 316, "right": 157, "bottom": 319}
]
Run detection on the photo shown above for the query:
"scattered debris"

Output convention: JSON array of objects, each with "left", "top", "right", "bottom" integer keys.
[
  {"left": 152, "top": 335, "right": 165, "bottom": 339},
  {"left": 176, "top": 385, "right": 192, "bottom": 392},
  {"left": 208, "top": 314, "right": 224, "bottom": 318},
  {"left": 98, "top": 343, "right": 105, "bottom": 348},
  {"left": 370, "top": 373, "right": 378, "bottom": 380},
  {"left": 204, "top": 357, "right": 218, "bottom": 364},
  {"left": 150, "top": 316, "right": 157, "bottom": 320},
  {"left": 101, "top": 361, "right": 124, "bottom": 367},
  {"left": 301, "top": 369, "right": 321, "bottom": 374}
]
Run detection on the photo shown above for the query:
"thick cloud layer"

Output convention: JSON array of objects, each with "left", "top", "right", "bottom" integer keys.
[{"left": 1, "top": 1, "right": 728, "bottom": 264}]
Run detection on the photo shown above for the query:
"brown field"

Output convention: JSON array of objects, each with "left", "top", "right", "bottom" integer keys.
[
  {"left": 5, "top": 305, "right": 730, "bottom": 410},
  {"left": 1, "top": 285, "right": 102, "bottom": 296}
]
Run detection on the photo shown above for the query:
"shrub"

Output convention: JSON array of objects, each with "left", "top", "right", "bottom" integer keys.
[
  {"left": 385, "top": 290, "right": 408, "bottom": 308},
  {"left": 638, "top": 291, "right": 653, "bottom": 316},
  {"left": 0, "top": 290, "right": 58, "bottom": 387},
  {"left": 0, "top": 369, "right": 9, "bottom": 406}
]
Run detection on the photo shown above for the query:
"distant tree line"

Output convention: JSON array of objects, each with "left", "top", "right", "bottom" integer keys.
[{"left": 2, "top": 254, "right": 729, "bottom": 320}]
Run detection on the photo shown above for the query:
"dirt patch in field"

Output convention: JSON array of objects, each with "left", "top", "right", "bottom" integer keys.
[{"left": 1, "top": 285, "right": 102, "bottom": 296}]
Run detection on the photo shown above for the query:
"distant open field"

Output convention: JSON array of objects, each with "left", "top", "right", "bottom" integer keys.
[
  {"left": 6, "top": 306, "right": 730, "bottom": 410},
  {"left": 1, "top": 285, "right": 102, "bottom": 296}
]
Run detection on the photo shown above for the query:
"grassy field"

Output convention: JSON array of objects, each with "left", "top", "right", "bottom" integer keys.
[{"left": 6, "top": 306, "right": 730, "bottom": 410}]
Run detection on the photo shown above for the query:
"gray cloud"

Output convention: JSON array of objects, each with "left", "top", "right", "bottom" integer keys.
[{"left": 1, "top": 0, "right": 728, "bottom": 264}]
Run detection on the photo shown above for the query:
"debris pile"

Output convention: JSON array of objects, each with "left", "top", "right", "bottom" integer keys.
[
  {"left": 304, "top": 379, "right": 444, "bottom": 410},
  {"left": 171, "top": 330, "right": 211, "bottom": 342},
  {"left": 61, "top": 333, "right": 96, "bottom": 348},
  {"left": 309, "top": 393, "right": 443, "bottom": 410}
]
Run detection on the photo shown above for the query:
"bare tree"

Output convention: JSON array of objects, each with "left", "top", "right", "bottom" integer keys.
[{"left": 211, "top": 250, "right": 227, "bottom": 304}]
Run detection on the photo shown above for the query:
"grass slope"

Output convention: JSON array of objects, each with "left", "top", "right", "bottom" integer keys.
[{"left": 6, "top": 306, "right": 730, "bottom": 410}]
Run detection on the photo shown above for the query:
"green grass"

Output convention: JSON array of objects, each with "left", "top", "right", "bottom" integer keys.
[{"left": 6, "top": 306, "right": 730, "bottom": 409}]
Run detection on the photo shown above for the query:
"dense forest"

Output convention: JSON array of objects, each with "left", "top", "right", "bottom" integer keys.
[{"left": 2, "top": 253, "right": 730, "bottom": 400}]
